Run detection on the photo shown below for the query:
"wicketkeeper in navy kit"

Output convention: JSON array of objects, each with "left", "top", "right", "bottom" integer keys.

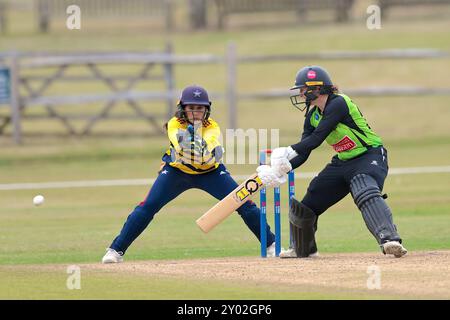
[
  {"left": 257, "top": 66, "right": 408, "bottom": 258},
  {"left": 102, "top": 85, "right": 277, "bottom": 263}
]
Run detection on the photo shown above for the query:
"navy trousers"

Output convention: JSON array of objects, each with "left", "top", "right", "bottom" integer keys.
[{"left": 110, "top": 163, "right": 275, "bottom": 254}]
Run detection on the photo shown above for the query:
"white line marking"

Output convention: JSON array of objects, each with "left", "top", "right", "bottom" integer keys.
[{"left": 1, "top": 166, "right": 450, "bottom": 191}]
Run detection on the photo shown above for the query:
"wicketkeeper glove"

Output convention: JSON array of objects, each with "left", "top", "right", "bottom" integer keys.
[
  {"left": 177, "top": 130, "right": 207, "bottom": 157},
  {"left": 212, "top": 146, "right": 224, "bottom": 162}
]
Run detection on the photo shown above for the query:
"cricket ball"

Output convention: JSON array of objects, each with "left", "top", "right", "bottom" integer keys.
[{"left": 33, "top": 195, "right": 45, "bottom": 206}]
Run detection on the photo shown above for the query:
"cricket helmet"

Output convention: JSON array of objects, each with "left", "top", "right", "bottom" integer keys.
[
  {"left": 177, "top": 85, "right": 212, "bottom": 121},
  {"left": 290, "top": 66, "right": 334, "bottom": 113},
  {"left": 291, "top": 65, "right": 333, "bottom": 90}
]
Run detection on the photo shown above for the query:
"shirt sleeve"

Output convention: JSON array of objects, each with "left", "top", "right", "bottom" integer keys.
[{"left": 289, "top": 97, "right": 349, "bottom": 169}]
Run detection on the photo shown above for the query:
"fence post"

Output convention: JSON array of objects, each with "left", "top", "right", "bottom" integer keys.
[
  {"left": 335, "top": 0, "right": 353, "bottom": 23},
  {"left": 10, "top": 53, "right": 22, "bottom": 144},
  {"left": 37, "top": 0, "right": 50, "bottom": 33},
  {"left": 164, "top": 0, "right": 174, "bottom": 31},
  {"left": 189, "top": 0, "right": 207, "bottom": 29},
  {"left": 164, "top": 42, "right": 175, "bottom": 120},
  {"left": 0, "top": 1, "right": 7, "bottom": 34},
  {"left": 225, "top": 42, "right": 237, "bottom": 130},
  {"left": 216, "top": 0, "right": 225, "bottom": 30}
]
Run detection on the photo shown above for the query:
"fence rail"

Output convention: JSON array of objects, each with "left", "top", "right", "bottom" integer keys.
[
  {"left": 1, "top": 45, "right": 450, "bottom": 144},
  {"left": 238, "top": 48, "right": 450, "bottom": 62},
  {"left": 214, "top": 0, "right": 355, "bottom": 29},
  {"left": 38, "top": 0, "right": 169, "bottom": 16},
  {"left": 378, "top": 0, "right": 450, "bottom": 18},
  {"left": 35, "top": 0, "right": 174, "bottom": 32},
  {"left": 18, "top": 53, "right": 223, "bottom": 68}
]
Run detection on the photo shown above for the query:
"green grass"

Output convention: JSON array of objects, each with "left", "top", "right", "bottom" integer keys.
[
  {"left": 1, "top": 5, "right": 450, "bottom": 299},
  {"left": 1, "top": 172, "right": 449, "bottom": 266}
]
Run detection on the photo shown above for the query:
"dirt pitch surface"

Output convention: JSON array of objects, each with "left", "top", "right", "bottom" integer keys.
[{"left": 88, "top": 250, "right": 450, "bottom": 299}]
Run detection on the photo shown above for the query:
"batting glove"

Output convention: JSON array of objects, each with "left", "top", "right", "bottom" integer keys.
[
  {"left": 271, "top": 146, "right": 297, "bottom": 174},
  {"left": 257, "top": 165, "right": 287, "bottom": 187}
]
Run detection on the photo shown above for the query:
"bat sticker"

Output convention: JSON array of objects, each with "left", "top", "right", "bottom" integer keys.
[{"left": 235, "top": 177, "right": 262, "bottom": 201}]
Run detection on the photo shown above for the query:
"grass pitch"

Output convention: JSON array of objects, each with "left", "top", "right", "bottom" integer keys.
[{"left": 1, "top": 7, "right": 450, "bottom": 299}]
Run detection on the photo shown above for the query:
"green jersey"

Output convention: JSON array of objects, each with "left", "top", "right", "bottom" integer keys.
[{"left": 290, "top": 93, "right": 383, "bottom": 168}]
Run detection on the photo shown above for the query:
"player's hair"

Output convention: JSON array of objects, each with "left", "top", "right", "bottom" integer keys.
[
  {"left": 330, "top": 85, "right": 339, "bottom": 93},
  {"left": 319, "top": 85, "right": 339, "bottom": 95},
  {"left": 163, "top": 110, "right": 186, "bottom": 131}
]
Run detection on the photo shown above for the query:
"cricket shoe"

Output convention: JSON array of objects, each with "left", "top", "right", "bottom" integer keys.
[
  {"left": 279, "top": 248, "right": 320, "bottom": 259},
  {"left": 102, "top": 248, "right": 124, "bottom": 264},
  {"left": 266, "top": 243, "right": 284, "bottom": 258},
  {"left": 279, "top": 248, "right": 297, "bottom": 258},
  {"left": 382, "top": 241, "right": 408, "bottom": 258}
]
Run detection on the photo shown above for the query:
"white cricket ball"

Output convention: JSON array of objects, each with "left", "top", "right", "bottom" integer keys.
[{"left": 33, "top": 195, "right": 45, "bottom": 206}]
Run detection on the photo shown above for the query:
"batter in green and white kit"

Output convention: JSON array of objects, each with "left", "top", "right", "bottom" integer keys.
[{"left": 256, "top": 66, "right": 408, "bottom": 259}]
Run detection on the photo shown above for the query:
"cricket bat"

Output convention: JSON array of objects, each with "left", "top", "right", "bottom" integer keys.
[{"left": 196, "top": 173, "right": 263, "bottom": 233}]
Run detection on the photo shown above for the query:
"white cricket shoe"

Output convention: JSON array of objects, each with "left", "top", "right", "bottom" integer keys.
[
  {"left": 382, "top": 241, "right": 408, "bottom": 258},
  {"left": 102, "top": 248, "right": 124, "bottom": 264},
  {"left": 279, "top": 248, "right": 320, "bottom": 258},
  {"left": 279, "top": 247, "right": 297, "bottom": 258},
  {"left": 266, "top": 243, "right": 285, "bottom": 258}
]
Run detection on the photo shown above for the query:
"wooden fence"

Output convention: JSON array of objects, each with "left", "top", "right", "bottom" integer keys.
[
  {"left": 214, "top": 0, "right": 355, "bottom": 29},
  {"left": 0, "top": 1, "right": 6, "bottom": 33},
  {"left": 1, "top": 45, "right": 450, "bottom": 144},
  {"left": 378, "top": 0, "right": 450, "bottom": 18},
  {"left": 36, "top": 0, "right": 174, "bottom": 32},
  {"left": 0, "top": 45, "right": 182, "bottom": 143}
]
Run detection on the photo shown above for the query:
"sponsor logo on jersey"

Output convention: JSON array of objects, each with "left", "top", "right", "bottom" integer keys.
[{"left": 332, "top": 136, "right": 357, "bottom": 152}]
